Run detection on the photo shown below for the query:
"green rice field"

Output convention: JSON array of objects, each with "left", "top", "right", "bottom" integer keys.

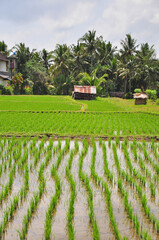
[
  {"left": 0, "top": 95, "right": 159, "bottom": 138},
  {"left": 0, "top": 111, "right": 159, "bottom": 137}
]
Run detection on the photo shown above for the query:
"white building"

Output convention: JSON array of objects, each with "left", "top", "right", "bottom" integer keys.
[{"left": 0, "top": 53, "right": 10, "bottom": 86}]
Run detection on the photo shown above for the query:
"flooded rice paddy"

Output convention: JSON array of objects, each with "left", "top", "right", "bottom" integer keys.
[{"left": 0, "top": 137, "right": 159, "bottom": 240}]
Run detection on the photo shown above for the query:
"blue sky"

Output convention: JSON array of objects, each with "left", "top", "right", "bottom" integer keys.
[{"left": 1, "top": 0, "right": 159, "bottom": 57}]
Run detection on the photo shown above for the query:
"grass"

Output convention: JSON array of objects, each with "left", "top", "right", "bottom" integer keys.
[
  {"left": 0, "top": 95, "right": 81, "bottom": 111},
  {"left": 76, "top": 97, "right": 159, "bottom": 113}
]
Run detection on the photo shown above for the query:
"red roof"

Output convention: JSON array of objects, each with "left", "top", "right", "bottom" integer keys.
[{"left": 74, "top": 85, "right": 96, "bottom": 94}]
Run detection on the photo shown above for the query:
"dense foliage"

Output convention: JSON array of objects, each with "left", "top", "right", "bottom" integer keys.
[{"left": 1, "top": 31, "right": 159, "bottom": 96}]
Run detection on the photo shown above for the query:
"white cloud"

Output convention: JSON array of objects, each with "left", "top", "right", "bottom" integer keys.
[
  {"left": 38, "top": 1, "right": 96, "bottom": 30},
  {"left": 1, "top": 0, "right": 159, "bottom": 57}
]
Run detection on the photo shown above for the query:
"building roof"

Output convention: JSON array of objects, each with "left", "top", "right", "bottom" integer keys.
[
  {"left": 8, "top": 52, "right": 17, "bottom": 59},
  {"left": 133, "top": 93, "right": 148, "bottom": 99},
  {"left": 0, "top": 71, "right": 11, "bottom": 80},
  {"left": 0, "top": 53, "right": 8, "bottom": 62},
  {"left": 74, "top": 85, "right": 96, "bottom": 94}
]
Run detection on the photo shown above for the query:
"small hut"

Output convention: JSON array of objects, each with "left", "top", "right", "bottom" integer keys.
[
  {"left": 72, "top": 85, "right": 96, "bottom": 100},
  {"left": 133, "top": 93, "right": 148, "bottom": 105}
]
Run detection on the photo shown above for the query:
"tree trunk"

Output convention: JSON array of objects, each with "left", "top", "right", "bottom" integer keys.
[{"left": 124, "top": 76, "right": 127, "bottom": 93}]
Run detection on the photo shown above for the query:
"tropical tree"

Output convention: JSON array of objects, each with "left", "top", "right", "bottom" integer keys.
[
  {"left": 79, "top": 30, "right": 99, "bottom": 74},
  {"left": 70, "top": 43, "right": 87, "bottom": 78},
  {"left": 0, "top": 41, "right": 8, "bottom": 54},
  {"left": 49, "top": 44, "right": 72, "bottom": 94},
  {"left": 119, "top": 34, "right": 138, "bottom": 93},
  {"left": 14, "top": 43, "right": 32, "bottom": 78},
  {"left": 40, "top": 48, "right": 52, "bottom": 72},
  {"left": 120, "top": 34, "right": 138, "bottom": 60},
  {"left": 26, "top": 58, "right": 50, "bottom": 94},
  {"left": 78, "top": 69, "right": 108, "bottom": 94},
  {"left": 134, "top": 43, "right": 158, "bottom": 90},
  {"left": 96, "top": 39, "right": 116, "bottom": 66}
]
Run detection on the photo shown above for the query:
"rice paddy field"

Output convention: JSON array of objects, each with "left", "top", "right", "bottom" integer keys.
[
  {"left": 0, "top": 95, "right": 159, "bottom": 240},
  {"left": 0, "top": 137, "right": 159, "bottom": 240}
]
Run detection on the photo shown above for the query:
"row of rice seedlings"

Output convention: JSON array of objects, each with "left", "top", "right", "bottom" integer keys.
[
  {"left": 44, "top": 138, "right": 54, "bottom": 153},
  {"left": 19, "top": 166, "right": 46, "bottom": 239},
  {"left": 1, "top": 138, "right": 22, "bottom": 171},
  {"left": 130, "top": 142, "right": 148, "bottom": 179},
  {"left": 112, "top": 143, "right": 152, "bottom": 239},
  {"left": 78, "top": 139, "right": 100, "bottom": 240},
  {"left": 32, "top": 138, "right": 53, "bottom": 168},
  {"left": 150, "top": 139, "right": 159, "bottom": 158},
  {"left": 19, "top": 180, "right": 45, "bottom": 240},
  {"left": 140, "top": 143, "right": 159, "bottom": 182},
  {"left": 0, "top": 163, "right": 16, "bottom": 204},
  {"left": 0, "top": 164, "right": 2, "bottom": 178},
  {"left": 29, "top": 136, "right": 39, "bottom": 152},
  {"left": 0, "top": 194, "right": 19, "bottom": 238},
  {"left": 117, "top": 179, "right": 152, "bottom": 240},
  {"left": 121, "top": 143, "right": 133, "bottom": 174},
  {"left": 44, "top": 139, "right": 70, "bottom": 240},
  {"left": 17, "top": 149, "right": 29, "bottom": 170},
  {"left": 113, "top": 144, "right": 159, "bottom": 234},
  {"left": 100, "top": 140, "right": 123, "bottom": 240},
  {"left": 131, "top": 140, "right": 157, "bottom": 197},
  {"left": 0, "top": 139, "right": 29, "bottom": 204},
  {"left": 65, "top": 140, "right": 79, "bottom": 240},
  {"left": 0, "top": 162, "right": 30, "bottom": 238},
  {"left": 54, "top": 139, "right": 70, "bottom": 170},
  {"left": 122, "top": 142, "right": 147, "bottom": 186}
]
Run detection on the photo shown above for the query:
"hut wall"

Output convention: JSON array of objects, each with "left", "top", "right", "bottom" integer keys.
[
  {"left": 74, "top": 92, "right": 96, "bottom": 100},
  {"left": 135, "top": 98, "right": 147, "bottom": 105}
]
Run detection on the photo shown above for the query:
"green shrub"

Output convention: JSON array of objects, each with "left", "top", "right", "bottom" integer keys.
[
  {"left": 125, "top": 92, "right": 133, "bottom": 99},
  {"left": 134, "top": 89, "right": 141, "bottom": 93},
  {"left": 5, "top": 85, "right": 13, "bottom": 95},
  {"left": 146, "top": 89, "right": 157, "bottom": 101},
  {"left": 24, "top": 86, "right": 33, "bottom": 95},
  {"left": 156, "top": 99, "right": 159, "bottom": 105},
  {"left": 0, "top": 84, "right": 13, "bottom": 95}
]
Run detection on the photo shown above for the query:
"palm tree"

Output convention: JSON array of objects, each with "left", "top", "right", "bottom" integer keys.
[
  {"left": 119, "top": 34, "right": 138, "bottom": 93},
  {"left": 96, "top": 40, "right": 116, "bottom": 66},
  {"left": 79, "top": 30, "right": 98, "bottom": 74},
  {"left": 70, "top": 43, "right": 87, "bottom": 76},
  {"left": 78, "top": 69, "right": 108, "bottom": 94},
  {"left": 49, "top": 44, "right": 71, "bottom": 94},
  {"left": 40, "top": 48, "right": 52, "bottom": 72},
  {"left": 14, "top": 43, "right": 32, "bottom": 78},
  {"left": 120, "top": 34, "right": 138, "bottom": 60},
  {"left": 134, "top": 43, "right": 158, "bottom": 89},
  {"left": 49, "top": 44, "right": 70, "bottom": 77}
]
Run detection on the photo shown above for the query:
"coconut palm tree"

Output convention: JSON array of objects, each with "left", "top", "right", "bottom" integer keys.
[
  {"left": 79, "top": 30, "right": 98, "bottom": 74},
  {"left": 14, "top": 43, "right": 32, "bottom": 78},
  {"left": 40, "top": 48, "right": 52, "bottom": 72},
  {"left": 96, "top": 40, "right": 116, "bottom": 66},
  {"left": 78, "top": 69, "right": 108, "bottom": 95},
  {"left": 120, "top": 34, "right": 138, "bottom": 60},
  {"left": 49, "top": 44, "right": 72, "bottom": 94},
  {"left": 134, "top": 43, "right": 158, "bottom": 89}
]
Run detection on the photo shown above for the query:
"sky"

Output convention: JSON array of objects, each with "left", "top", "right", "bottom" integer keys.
[{"left": 1, "top": 0, "right": 159, "bottom": 57}]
